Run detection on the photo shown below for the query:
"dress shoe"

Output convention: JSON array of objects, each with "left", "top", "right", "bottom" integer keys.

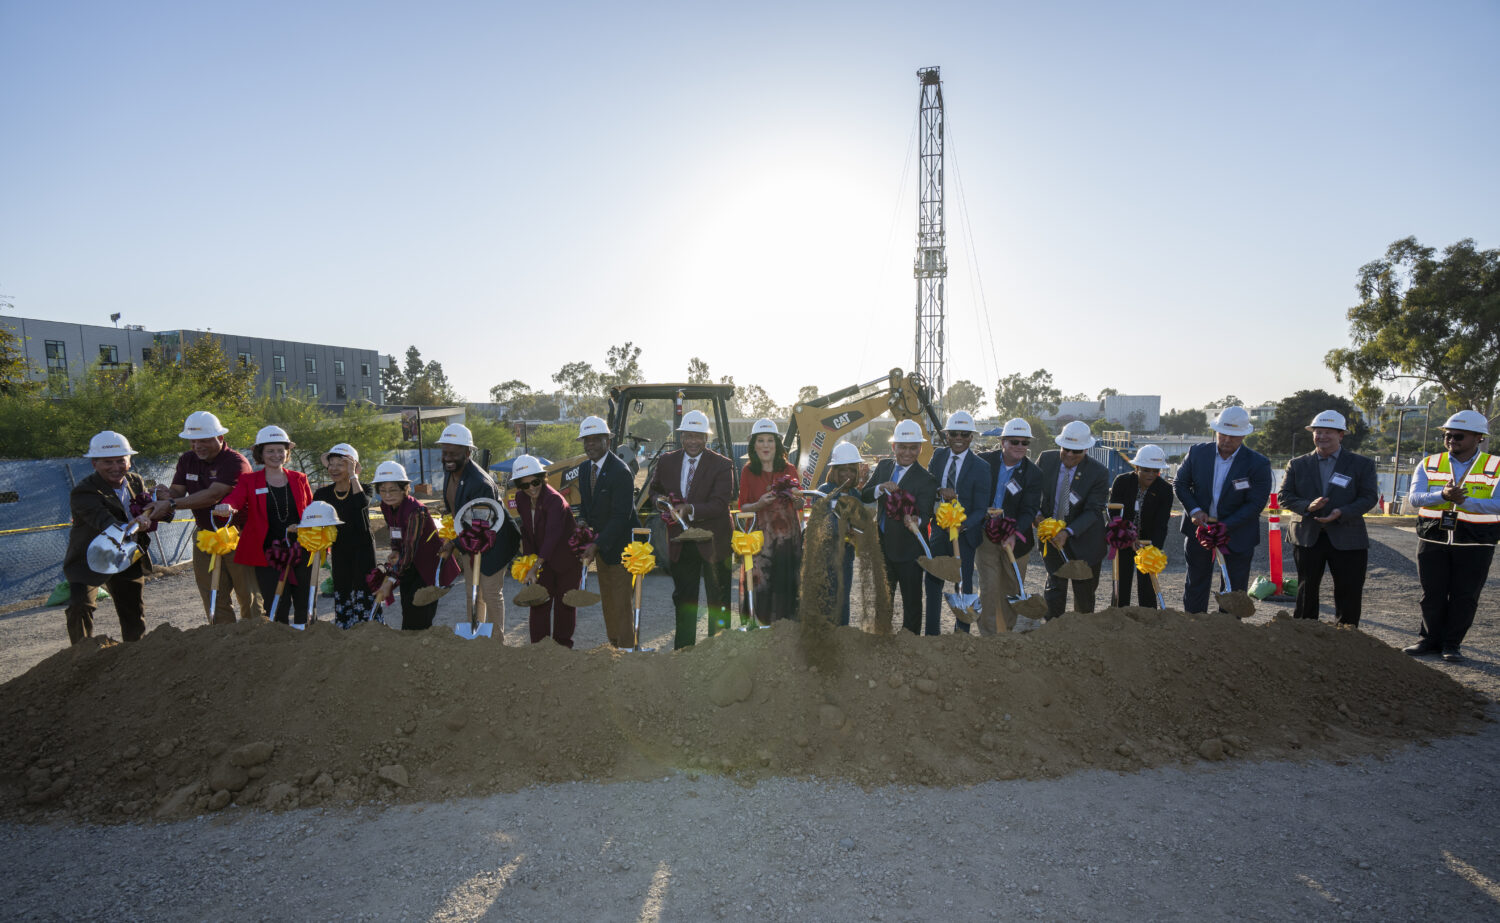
[
  {"left": 1442, "top": 649, "right": 1465, "bottom": 663},
  {"left": 1403, "top": 642, "right": 1441, "bottom": 656}
]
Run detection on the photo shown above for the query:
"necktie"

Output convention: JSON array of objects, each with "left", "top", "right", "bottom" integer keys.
[
  {"left": 685, "top": 455, "right": 698, "bottom": 496},
  {"left": 1054, "top": 466, "right": 1072, "bottom": 518},
  {"left": 944, "top": 455, "right": 957, "bottom": 489}
]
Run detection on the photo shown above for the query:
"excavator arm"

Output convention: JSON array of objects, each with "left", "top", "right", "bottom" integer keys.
[{"left": 785, "top": 368, "right": 945, "bottom": 489}]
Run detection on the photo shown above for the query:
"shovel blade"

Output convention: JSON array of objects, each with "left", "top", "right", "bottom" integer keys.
[
  {"left": 289, "top": 621, "right": 306, "bottom": 631},
  {"left": 945, "top": 592, "right": 980, "bottom": 624},
  {"left": 1215, "top": 590, "right": 1256, "bottom": 620},
  {"left": 513, "top": 584, "right": 551, "bottom": 607},
  {"left": 1054, "top": 560, "right": 1095, "bottom": 581},
  {"left": 411, "top": 584, "right": 452, "bottom": 607},
  {"left": 454, "top": 622, "right": 494, "bottom": 639},
  {"left": 562, "top": 589, "right": 602, "bottom": 607},
  {"left": 1009, "top": 594, "right": 1049, "bottom": 618},
  {"left": 917, "top": 555, "right": 963, "bottom": 585}
]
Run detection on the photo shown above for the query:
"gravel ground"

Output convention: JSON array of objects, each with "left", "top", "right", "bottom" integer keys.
[{"left": 2, "top": 520, "right": 1497, "bottom": 921}]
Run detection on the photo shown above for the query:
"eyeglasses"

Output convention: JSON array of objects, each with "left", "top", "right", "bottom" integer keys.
[
  {"left": 516, "top": 477, "right": 545, "bottom": 489},
  {"left": 945, "top": 431, "right": 972, "bottom": 439},
  {"left": 1443, "top": 432, "right": 1474, "bottom": 441},
  {"left": 1005, "top": 439, "right": 1030, "bottom": 446},
  {"left": 1060, "top": 448, "right": 1086, "bottom": 455}
]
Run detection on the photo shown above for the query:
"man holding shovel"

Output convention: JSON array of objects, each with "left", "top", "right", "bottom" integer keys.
[
  {"left": 1175, "top": 406, "right": 1272, "bottom": 614},
  {"left": 574, "top": 415, "right": 638, "bottom": 648},
  {"left": 436, "top": 423, "right": 519, "bottom": 635},
  {"left": 860, "top": 420, "right": 938, "bottom": 635},
  {"left": 923, "top": 410, "right": 991, "bottom": 634},
  {"left": 648, "top": 410, "right": 735, "bottom": 648},
  {"left": 1036, "top": 421, "right": 1110, "bottom": 619},
  {"left": 975, "top": 418, "right": 1044, "bottom": 633}
]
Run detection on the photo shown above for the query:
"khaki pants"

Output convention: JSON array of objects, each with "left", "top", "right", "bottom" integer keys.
[
  {"left": 596, "top": 561, "right": 636, "bottom": 648},
  {"left": 976, "top": 541, "right": 1028, "bottom": 635},
  {"left": 457, "top": 552, "right": 505, "bottom": 633},
  {"left": 194, "top": 546, "right": 263, "bottom": 623}
]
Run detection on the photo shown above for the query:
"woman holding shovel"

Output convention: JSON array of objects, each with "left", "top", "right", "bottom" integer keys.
[
  {"left": 736, "top": 418, "right": 805, "bottom": 625},
  {"left": 215, "top": 425, "right": 313, "bottom": 624},
  {"left": 511, "top": 455, "right": 584, "bottom": 647},
  {"left": 371, "top": 461, "right": 454, "bottom": 630},
  {"left": 1107, "top": 445, "right": 1174, "bottom": 608},
  {"left": 314, "top": 443, "right": 378, "bottom": 627}
]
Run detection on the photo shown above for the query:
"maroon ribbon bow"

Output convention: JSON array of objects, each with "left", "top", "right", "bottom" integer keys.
[
  {"left": 129, "top": 492, "right": 159, "bottom": 533},
  {"left": 984, "top": 514, "right": 1018, "bottom": 545},
  {"left": 457, "top": 519, "right": 496, "bottom": 555},
  {"left": 568, "top": 524, "right": 597, "bottom": 556},
  {"left": 884, "top": 488, "right": 916, "bottom": 523},
  {"left": 769, "top": 474, "right": 800, "bottom": 500},
  {"left": 365, "top": 565, "right": 392, "bottom": 594},
  {"left": 1106, "top": 516, "right": 1139, "bottom": 549},
  {"left": 659, "top": 493, "right": 686, "bottom": 525},
  {"left": 266, "top": 538, "right": 301, "bottom": 585},
  {"left": 1195, "top": 521, "right": 1229, "bottom": 551}
]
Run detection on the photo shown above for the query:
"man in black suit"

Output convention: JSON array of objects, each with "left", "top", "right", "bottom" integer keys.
[
  {"left": 63, "top": 431, "right": 165, "bottom": 644},
  {"left": 1036, "top": 420, "right": 1111, "bottom": 618},
  {"left": 1277, "top": 409, "right": 1379, "bottom": 626},
  {"left": 975, "top": 418, "right": 1044, "bottom": 633},
  {"left": 860, "top": 419, "right": 938, "bottom": 635},
  {"left": 1175, "top": 406, "right": 1273, "bottom": 613},
  {"left": 648, "top": 410, "right": 735, "bottom": 648},
  {"left": 575, "top": 415, "right": 640, "bottom": 647}
]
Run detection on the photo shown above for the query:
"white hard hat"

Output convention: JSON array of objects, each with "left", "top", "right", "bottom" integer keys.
[
  {"left": 323, "top": 442, "right": 359, "bottom": 463},
  {"left": 1055, "top": 420, "right": 1097, "bottom": 451},
  {"left": 750, "top": 418, "right": 780, "bottom": 437},
  {"left": 371, "top": 461, "right": 410, "bottom": 484},
  {"left": 297, "top": 500, "right": 344, "bottom": 528},
  {"left": 678, "top": 410, "right": 712, "bottom": 434},
  {"left": 576, "top": 416, "right": 611, "bottom": 439},
  {"left": 1001, "top": 418, "right": 1033, "bottom": 439},
  {"left": 1129, "top": 444, "right": 1168, "bottom": 469},
  {"left": 1211, "top": 406, "right": 1254, "bottom": 436},
  {"left": 943, "top": 410, "right": 976, "bottom": 433},
  {"left": 829, "top": 442, "right": 863, "bottom": 466},
  {"left": 890, "top": 420, "right": 927, "bottom": 444},
  {"left": 435, "top": 423, "right": 474, "bottom": 447},
  {"left": 1441, "top": 410, "right": 1490, "bottom": 435},
  {"left": 85, "top": 431, "right": 138, "bottom": 458},
  {"left": 511, "top": 454, "right": 545, "bottom": 480},
  {"left": 254, "top": 425, "right": 292, "bottom": 446},
  {"left": 1306, "top": 410, "right": 1347, "bottom": 432},
  {"left": 180, "top": 410, "right": 229, "bottom": 440}
]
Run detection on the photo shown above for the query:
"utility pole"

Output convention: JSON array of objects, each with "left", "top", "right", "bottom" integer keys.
[{"left": 914, "top": 66, "right": 946, "bottom": 402}]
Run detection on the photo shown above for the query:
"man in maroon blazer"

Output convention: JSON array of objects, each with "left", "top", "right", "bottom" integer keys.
[{"left": 649, "top": 410, "right": 735, "bottom": 648}]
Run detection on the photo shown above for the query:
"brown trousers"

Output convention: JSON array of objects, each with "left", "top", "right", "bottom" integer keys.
[
  {"left": 596, "top": 561, "right": 636, "bottom": 648},
  {"left": 193, "top": 546, "right": 263, "bottom": 623},
  {"left": 976, "top": 541, "right": 1029, "bottom": 634},
  {"left": 457, "top": 552, "right": 506, "bottom": 634},
  {"left": 66, "top": 567, "right": 146, "bottom": 644}
]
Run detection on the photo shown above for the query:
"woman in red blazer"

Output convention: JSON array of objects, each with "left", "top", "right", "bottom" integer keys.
[
  {"left": 216, "top": 425, "right": 313, "bottom": 624},
  {"left": 511, "top": 455, "right": 582, "bottom": 647}
]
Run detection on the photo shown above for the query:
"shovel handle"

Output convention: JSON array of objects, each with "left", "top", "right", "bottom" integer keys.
[{"left": 905, "top": 520, "right": 934, "bottom": 559}]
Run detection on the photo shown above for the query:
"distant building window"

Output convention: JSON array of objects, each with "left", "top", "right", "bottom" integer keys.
[
  {"left": 45, "top": 340, "right": 67, "bottom": 372},
  {"left": 305, "top": 356, "right": 317, "bottom": 374},
  {"left": 335, "top": 383, "right": 347, "bottom": 400},
  {"left": 361, "top": 362, "right": 371, "bottom": 377},
  {"left": 272, "top": 354, "right": 285, "bottom": 372},
  {"left": 308, "top": 382, "right": 319, "bottom": 398},
  {"left": 273, "top": 380, "right": 287, "bottom": 396},
  {"left": 361, "top": 385, "right": 372, "bottom": 400},
  {"left": 99, "top": 344, "right": 119, "bottom": 363},
  {"left": 334, "top": 359, "right": 345, "bottom": 376},
  {"left": 238, "top": 351, "right": 251, "bottom": 367},
  {"left": 142, "top": 347, "right": 154, "bottom": 362}
]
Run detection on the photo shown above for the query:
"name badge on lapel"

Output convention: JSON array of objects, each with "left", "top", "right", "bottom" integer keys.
[
  {"left": 1329, "top": 473, "right": 1351, "bottom": 489},
  {"left": 1232, "top": 478, "right": 1250, "bottom": 491},
  {"left": 255, "top": 487, "right": 268, "bottom": 495},
  {"left": 1005, "top": 480, "right": 1021, "bottom": 496},
  {"left": 186, "top": 474, "right": 199, "bottom": 482},
  {"left": 390, "top": 528, "right": 403, "bottom": 539},
  {"left": 1068, "top": 491, "right": 1081, "bottom": 506}
]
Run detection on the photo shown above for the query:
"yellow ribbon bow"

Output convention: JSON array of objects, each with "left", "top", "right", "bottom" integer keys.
[
  {"left": 1134, "top": 545, "right": 1167, "bottom": 576},
  {"left": 1035, "top": 517, "right": 1066, "bottom": 552},
  {"left": 730, "top": 530, "right": 764, "bottom": 573},
  {"left": 620, "top": 541, "right": 656, "bottom": 583},
  {"left": 935, "top": 500, "right": 966, "bottom": 544},
  {"left": 511, "top": 553, "right": 540, "bottom": 581},
  {"left": 195, "top": 526, "right": 240, "bottom": 570},
  {"left": 297, "top": 525, "right": 337, "bottom": 554},
  {"left": 437, "top": 514, "right": 457, "bottom": 541}
]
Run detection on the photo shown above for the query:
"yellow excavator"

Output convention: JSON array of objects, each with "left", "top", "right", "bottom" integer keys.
[{"left": 785, "top": 368, "right": 945, "bottom": 488}]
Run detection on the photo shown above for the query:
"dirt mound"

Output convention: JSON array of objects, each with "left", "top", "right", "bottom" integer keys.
[{"left": 0, "top": 609, "right": 1481, "bottom": 824}]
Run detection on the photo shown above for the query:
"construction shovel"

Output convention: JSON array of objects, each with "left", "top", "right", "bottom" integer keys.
[
  {"left": 999, "top": 540, "right": 1049, "bottom": 619},
  {"left": 734, "top": 510, "right": 758, "bottom": 630},
  {"left": 620, "top": 526, "right": 655, "bottom": 652},
  {"left": 1205, "top": 518, "right": 1255, "bottom": 619},
  {"left": 455, "top": 548, "right": 493, "bottom": 639},
  {"left": 561, "top": 568, "right": 601, "bottom": 609},
  {"left": 910, "top": 521, "right": 962, "bottom": 585},
  {"left": 1107, "top": 502, "right": 1124, "bottom": 607},
  {"left": 658, "top": 497, "right": 712, "bottom": 543}
]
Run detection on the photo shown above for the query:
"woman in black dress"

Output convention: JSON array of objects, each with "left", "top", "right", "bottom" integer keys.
[
  {"left": 1108, "top": 444, "right": 1175, "bottom": 608},
  {"left": 314, "top": 442, "right": 378, "bottom": 627}
]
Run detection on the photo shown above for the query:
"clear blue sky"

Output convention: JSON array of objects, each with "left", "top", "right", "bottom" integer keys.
[{"left": 3, "top": 0, "right": 1496, "bottom": 414}]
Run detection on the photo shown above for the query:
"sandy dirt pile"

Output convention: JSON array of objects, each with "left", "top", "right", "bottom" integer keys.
[{"left": 0, "top": 608, "right": 1480, "bottom": 824}]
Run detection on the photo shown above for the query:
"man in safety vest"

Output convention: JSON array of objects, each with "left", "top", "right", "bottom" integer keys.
[{"left": 1405, "top": 410, "right": 1500, "bottom": 662}]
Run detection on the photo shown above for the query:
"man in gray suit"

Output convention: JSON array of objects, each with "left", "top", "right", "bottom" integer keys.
[
  {"left": 1277, "top": 409, "right": 1379, "bottom": 626},
  {"left": 1036, "top": 421, "right": 1110, "bottom": 618}
]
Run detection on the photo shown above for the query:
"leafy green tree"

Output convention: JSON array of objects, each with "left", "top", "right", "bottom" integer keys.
[
  {"left": 736, "top": 383, "right": 782, "bottom": 419},
  {"left": 488, "top": 379, "right": 537, "bottom": 419},
  {"left": 1209, "top": 395, "right": 1243, "bottom": 410},
  {"left": 146, "top": 335, "right": 260, "bottom": 414},
  {"left": 520, "top": 423, "right": 582, "bottom": 465},
  {"left": 464, "top": 413, "right": 517, "bottom": 464},
  {"left": 796, "top": 384, "right": 821, "bottom": 405},
  {"left": 381, "top": 353, "right": 407, "bottom": 404},
  {"left": 1326, "top": 236, "right": 1500, "bottom": 419},
  {"left": 1097, "top": 387, "right": 1118, "bottom": 401},
  {"left": 1251, "top": 389, "right": 1364, "bottom": 456},
  {"left": 1, "top": 301, "right": 38, "bottom": 395},
  {"left": 388, "top": 345, "right": 460, "bottom": 406},
  {"left": 1160, "top": 408, "right": 1209, "bottom": 434},
  {"left": 993, "top": 369, "right": 1061, "bottom": 418},
  {"left": 943, "top": 379, "right": 986, "bottom": 415},
  {"left": 687, "top": 357, "right": 712, "bottom": 384}
]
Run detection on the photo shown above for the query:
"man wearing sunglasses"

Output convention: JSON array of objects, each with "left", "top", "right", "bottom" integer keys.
[
  {"left": 1405, "top": 410, "right": 1500, "bottom": 662},
  {"left": 1036, "top": 420, "right": 1111, "bottom": 619},
  {"left": 975, "top": 418, "right": 1044, "bottom": 632},
  {"left": 923, "top": 410, "right": 991, "bottom": 634}
]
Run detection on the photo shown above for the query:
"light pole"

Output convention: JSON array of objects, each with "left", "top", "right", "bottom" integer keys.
[{"left": 1391, "top": 406, "right": 1422, "bottom": 502}]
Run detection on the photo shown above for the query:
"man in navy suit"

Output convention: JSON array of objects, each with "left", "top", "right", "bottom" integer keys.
[
  {"left": 975, "top": 418, "right": 1044, "bottom": 633},
  {"left": 860, "top": 419, "right": 938, "bottom": 635},
  {"left": 923, "top": 410, "right": 991, "bottom": 633},
  {"left": 574, "top": 415, "right": 640, "bottom": 648},
  {"left": 1175, "top": 406, "right": 1273, "bottom": 613},
  {"left": 1036, "top": 421, "right": 1111, "bottom": 618}
]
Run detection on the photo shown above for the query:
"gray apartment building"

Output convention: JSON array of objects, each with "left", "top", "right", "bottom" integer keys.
[{"left": 2, "top": 315, "right": 390, "bottom": 405}]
